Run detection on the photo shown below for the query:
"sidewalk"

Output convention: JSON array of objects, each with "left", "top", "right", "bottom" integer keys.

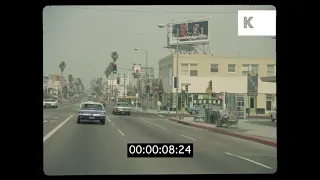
[
  {"left": 133, "top": 107, "right": 187, "bottom": 114},
  {"left": 168, "top": 117, "right": 277, "bottom": 147}
]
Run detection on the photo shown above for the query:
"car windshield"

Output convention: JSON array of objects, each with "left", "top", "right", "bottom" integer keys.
[{"left": 81, "top": 104, "right": 103, "bottom": 110}]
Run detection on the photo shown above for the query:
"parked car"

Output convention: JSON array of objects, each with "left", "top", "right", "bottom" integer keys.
[
  {"left": 187, "top": 104, "right": 218, "bottom": 115},
  {"left": 269, "top": 106, "right": 277, "bottom": 122}
]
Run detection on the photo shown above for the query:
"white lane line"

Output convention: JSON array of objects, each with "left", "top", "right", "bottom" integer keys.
[
  {"left": 153, "top": 113, "right": 164, "bottom": 118},
  {"left": 106, "top": 116, "right": 112, "bottom": 122},
  {"left": 140, "top": 119, "right": 167, "bottom": 130},
  {"left": 117, "top": 129, "right": 125, "bottom": 136},
  {"left": 225, "top": 152, "right": 273, "bottom": 169},
  {"left": 179, "top": 134, "right": 197, "bottom": 141},
  {"left": 107, "top": 116, "right": 125, "bottom": 136},
  {"left": 52, "top": 117, "right": 59, "bottom": 119},
  {"left": 43, "top": 120, "right": 48, "bottom": 123},
  {"left": 43, "top": 115, "right": 74, "bottom": 142}
]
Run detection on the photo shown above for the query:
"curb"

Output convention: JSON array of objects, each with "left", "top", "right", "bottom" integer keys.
[{"left": 168, "top": 118, "right": 277, "bottom": 148}]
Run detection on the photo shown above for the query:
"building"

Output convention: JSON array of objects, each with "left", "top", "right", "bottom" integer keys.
[{"left": 158, "top": 54, "right": 276, "bottom": 118}]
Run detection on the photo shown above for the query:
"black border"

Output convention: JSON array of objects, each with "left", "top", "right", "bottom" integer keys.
[{"left": 12, "top": 2, "right": 298, "bottom": 178}]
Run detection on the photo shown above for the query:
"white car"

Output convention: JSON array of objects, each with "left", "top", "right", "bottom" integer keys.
[
  {"left": 43, "top": 99, "right": 58, "bottom": 109},
  {"left": 269, "top": 106, "right": 277, "bottom": 122}
]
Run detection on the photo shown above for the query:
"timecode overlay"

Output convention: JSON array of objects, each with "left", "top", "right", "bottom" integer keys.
[{"left": 127, "top": 143, "right": 193, "bottom": 157}]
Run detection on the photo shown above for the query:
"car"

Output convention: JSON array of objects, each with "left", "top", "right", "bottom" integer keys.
[
  {"left": 269, "top": 106, "right": 277, "bottom": 122},
  {"left": 99, "top": 100, "right": 107, "bottom": 107},
  {"left": 112, "top": 102, "right": 131, "bottom": 115},
  {"left": 77, "top": 101, "right": 106, "bottom": 125},
  {"left": 43, "top": 99, "right": 58, "bottom": 108}
]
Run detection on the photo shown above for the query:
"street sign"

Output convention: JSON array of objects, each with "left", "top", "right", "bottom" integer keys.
[
  {"left": 133, "top": 64, "right": 141, "bottom": 78},
  {"left": 247, "top": 70, "right": 258, "bottom": 96},
  {"left": 205, "top": 87, "right": 212, "bottom": 94}
]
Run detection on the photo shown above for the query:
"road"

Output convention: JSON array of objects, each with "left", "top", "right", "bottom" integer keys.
[{"left": 43, "top": 98, "right": 277, "bottom": 175}]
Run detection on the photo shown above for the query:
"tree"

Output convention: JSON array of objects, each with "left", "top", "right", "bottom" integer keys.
[
  {"left": 58, "top": 61, "right": 67, "bottom": 98},
  {"left": 111, "top": 51, "right": 119, "bottom": 62}
]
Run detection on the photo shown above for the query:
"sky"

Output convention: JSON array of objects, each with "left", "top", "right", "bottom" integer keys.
[{"left": 43, "top": 5, "right": 276, "bottom": 89}]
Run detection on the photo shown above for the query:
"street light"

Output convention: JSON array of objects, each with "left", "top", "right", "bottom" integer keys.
[
  {"left": 134, "top": 48, "right": 149, "bottom": 111},
  {"left": 158, "top": 23, "right": 179, "bottom": 120}
]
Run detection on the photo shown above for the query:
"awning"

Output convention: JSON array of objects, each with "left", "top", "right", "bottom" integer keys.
[{"left": 260, "top": 76, "right": 276, "bottom": 82}]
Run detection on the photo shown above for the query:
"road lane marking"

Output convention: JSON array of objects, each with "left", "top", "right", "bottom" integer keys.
[
  {"left": 52, "top": 117, "right": 59, "bottom": 118},
  {"left": 179, "top": 134, "right": 197, "bottom": 141},
  {"left": 225, "top": 152, "right": 273, "bottom": 169},
  {"left": 140, "top": 119, "right": 167, "bottom": 130},
  {"left": 107, "top": 116, "right": 125, "bottom": 136},
  {"left": 43, "top": 120, "right": 48, "bottom": 123},
  {"left": 153, "top": 113, "right": 164, "bottom": 117},
  {"left": 117, "top": 129, "right": 125, "bottom": 136},
  {"left": 106, "top": 116, "right": 112, "bottom": 122},
  {"left": 43, "top": 115, "right": 74, "bottom": 142}
]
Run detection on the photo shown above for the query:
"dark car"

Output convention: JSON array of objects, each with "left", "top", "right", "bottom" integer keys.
[
  {"left": 99, "top": 100, "right": 107, "bottom": 107},
  {"left": 77, "top": 101, "right": 106, "bottom": 125}
]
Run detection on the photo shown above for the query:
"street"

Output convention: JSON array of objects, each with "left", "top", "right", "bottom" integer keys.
[{"left": 43, "top": 98, "right": 277, "bottom": 175}]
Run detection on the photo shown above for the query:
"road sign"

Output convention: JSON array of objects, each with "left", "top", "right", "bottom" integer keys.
[
  {"left": 133, "top": 64, "right": 141, "bottom": 78},
  {"left": 206, "top": 87, "right": 212, "bottom": 94},
  {"left": 247, "top": 70, "right": 258, "bottom": 96}
]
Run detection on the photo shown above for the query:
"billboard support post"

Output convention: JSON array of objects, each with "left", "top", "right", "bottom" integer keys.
[{"left": 175, "top": 25, "right": 179, "bottom": 120}]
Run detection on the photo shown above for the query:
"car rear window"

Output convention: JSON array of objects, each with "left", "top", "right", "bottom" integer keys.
[
  {"left": 117, "top": 103, "right": 129, "bottom": 107},
  {"left": 81, "top": 104, "right": 103, "bottom": 110}
]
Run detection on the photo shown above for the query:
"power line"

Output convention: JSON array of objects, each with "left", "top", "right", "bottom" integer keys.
[{"left": 59, "top": 6, "right": 236, "bottom": 14}]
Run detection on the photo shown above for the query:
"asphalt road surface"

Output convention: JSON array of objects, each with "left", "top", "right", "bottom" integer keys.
[{"left": 43, "top": 98, "right": 277, "bottom": 175}]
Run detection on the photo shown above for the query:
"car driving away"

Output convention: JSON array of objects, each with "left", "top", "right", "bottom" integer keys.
[
  {"left": 77, "top": 101, "right": 106, "bottom": 125},
  {"left": 112, "top": 102, "right": 131, "bottom": 115},
  {"left": 43, "top": 98, "right": 58, "bottom": 109}
]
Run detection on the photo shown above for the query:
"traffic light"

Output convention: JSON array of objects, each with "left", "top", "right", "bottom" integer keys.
[
  {"left": 185, "top": 85, "right": 188, "bottom": 92},
  {"left": 117, "top": 77, "right": 120, "bottom": 84},
  {"left": 113, "top": 64, "right": 117, "bottom": 74},
  {"left": 209, "top": 80, "right": 212, "bottom": 89},
  {"left": 146, "top": 85, "right": 150, "bottom": 92}
]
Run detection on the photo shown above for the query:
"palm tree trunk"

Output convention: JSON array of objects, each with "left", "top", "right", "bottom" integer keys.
[{"left": 60, "top": 71, "right": 64, "bottom": 100}]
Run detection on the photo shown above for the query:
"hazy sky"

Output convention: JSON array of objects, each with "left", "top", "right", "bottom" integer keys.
[{"left": 43, "top": 5, "right": 276, "bottom": 88}]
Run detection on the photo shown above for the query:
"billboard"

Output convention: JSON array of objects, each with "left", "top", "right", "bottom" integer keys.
[
  {"left": 169, "top": 20, "right": 209, "bottom": 45},
  {"left": 133, "top": 64, "right": 141, "bottom": 78}
]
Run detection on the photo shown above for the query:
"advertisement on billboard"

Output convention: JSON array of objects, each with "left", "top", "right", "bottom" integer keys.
[
  {"left": 133, "top": 64, "right": 141, "bottom": 78},
  {"left": 169, "top": 20, "right": 209, "bottom": 45}
]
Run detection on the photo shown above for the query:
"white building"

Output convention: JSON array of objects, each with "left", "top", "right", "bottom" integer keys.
[{"left": 158, "top": 54, "right": 276, "bottom": 118}]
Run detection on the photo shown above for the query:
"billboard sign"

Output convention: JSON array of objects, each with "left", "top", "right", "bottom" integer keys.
[
  {"left": 133, "top": 64, "right": 141, "bottom": 78},
  {"left": 169, "top": 20, "right": 209, "bottom": 45},
  {"left": 247, "top": 70, "right": 258, "bottom": 96}
]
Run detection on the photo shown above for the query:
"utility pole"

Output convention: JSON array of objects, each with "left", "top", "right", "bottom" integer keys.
[{"left": 124, "top": 73, "right": 127, "bottom": 100}]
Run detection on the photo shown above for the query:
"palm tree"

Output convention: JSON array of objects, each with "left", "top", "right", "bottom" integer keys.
[
  {"left": 58, "top": 61, "right": 67, "bottom": 99},
  {"left": 111, "top": 51, "right": 119, "bottom": 62}
]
